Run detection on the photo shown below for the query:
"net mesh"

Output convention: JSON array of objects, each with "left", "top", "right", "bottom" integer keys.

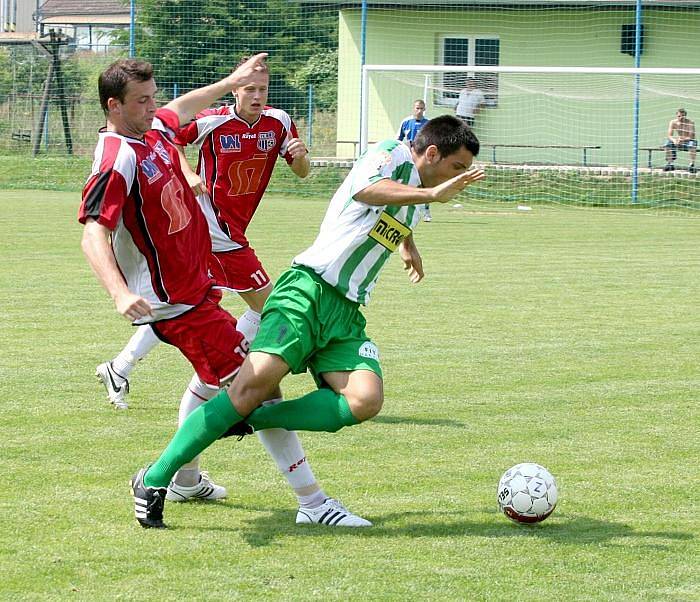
[{"left": 0, "top": 1, "right": 698, "bottom": 211}]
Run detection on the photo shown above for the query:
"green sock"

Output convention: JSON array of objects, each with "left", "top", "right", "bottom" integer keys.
[
  {"left": 247, "top": 389, "right": 360, "bottom": 433},
  {"left": 144, "top": 389, "right": 243, "bottom": 488}
]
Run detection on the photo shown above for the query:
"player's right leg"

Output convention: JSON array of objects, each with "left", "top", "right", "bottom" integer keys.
[{"left": 96, "top": 324, "right": 160, "bottom": 409}]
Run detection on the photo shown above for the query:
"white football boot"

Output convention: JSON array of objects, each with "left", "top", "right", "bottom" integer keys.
[
  {"left": 95, "top": 362, "right": 129, "bottom": 410},
  {"left": 166, "top": 471, "right": 228, "bottom": 502},
  {"left": 296, "top": 498, "right": 372, "bottom": 527}
]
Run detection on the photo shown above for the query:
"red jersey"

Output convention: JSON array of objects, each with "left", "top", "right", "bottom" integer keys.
[
  {"left": 175, "top": 105, "right": 298, "bottom": 251},
  {"left": 79, "top": 108, "right": 213, "bottom": 323}
]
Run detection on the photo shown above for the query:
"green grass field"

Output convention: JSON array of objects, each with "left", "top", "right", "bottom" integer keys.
[{"left": 1, "top": 189, "right": 698, "bottom": 600}]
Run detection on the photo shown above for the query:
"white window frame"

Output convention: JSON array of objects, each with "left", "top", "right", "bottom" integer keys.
[{"left": 437, "top": 34, "right": 500, "bottom": 107}]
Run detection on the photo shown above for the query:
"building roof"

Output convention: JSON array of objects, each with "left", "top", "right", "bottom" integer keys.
[{"left": 37, "top": 0, "right": 129, "bottom": 18}]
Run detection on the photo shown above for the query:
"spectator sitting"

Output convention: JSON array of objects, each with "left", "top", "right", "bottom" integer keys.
[{"left": 664, "top": 108, "right": 696, "bottom": 173}]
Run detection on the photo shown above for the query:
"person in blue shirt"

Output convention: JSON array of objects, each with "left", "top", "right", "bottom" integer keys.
[{"left": 397, "top": 99, "right": 432, "bottom": 221}]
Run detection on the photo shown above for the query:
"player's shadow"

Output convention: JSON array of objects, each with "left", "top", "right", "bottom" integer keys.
[
  {"left": 194, "top": 507, "right": 693, "bottom": 550},
  {"left": 370, "top": 415, "right": 466, "bottom": 428}
]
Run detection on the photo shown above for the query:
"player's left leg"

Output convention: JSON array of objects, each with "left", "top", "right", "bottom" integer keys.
[{"left": 148, "top": 292, "right": 247, "bottom": 503}]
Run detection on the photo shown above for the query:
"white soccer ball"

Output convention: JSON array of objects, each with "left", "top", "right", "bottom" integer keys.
[{"left": 497, "top": 463, "right": 558, "bottom": 524}]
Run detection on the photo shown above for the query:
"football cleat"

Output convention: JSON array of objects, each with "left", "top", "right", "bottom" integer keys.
[
  {"left": 689, "top": 164, "right": 697, "bottom": 174},
  {"left": 296, "top": 498, "right": 372, "bottom": 527},
  {"left": 219, "top": 420, "right": 254, "bottom": 440},
  {"left": 131, "top": 467, "right": 167, "bottom": 529},
  {"left": 95, "top": 361, "right": 129, "bottom": 409},
  {"left": 663, "top": 163, "right": 675, "bottom": 172},
  {"left": 165, "top": 471, "right": 228, "bottom": 502}
]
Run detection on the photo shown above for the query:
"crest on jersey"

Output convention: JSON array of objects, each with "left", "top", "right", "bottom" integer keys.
[
  {"left": 141, "top": 158, "right": 162, "bottom": 184},
  {"left": 220, "top": 134, "right": 241, "bottom": 152},
  {"left": 257, "top": 131, "right": 276, "bottom": 152}
]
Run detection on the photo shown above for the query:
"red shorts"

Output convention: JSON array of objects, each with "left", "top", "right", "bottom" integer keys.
[
  {"left": 152, "top": 291, "right": 248, "bottom": 387},
  {"left": 209, "top": 246, "right": 271, "bottom": 293}
]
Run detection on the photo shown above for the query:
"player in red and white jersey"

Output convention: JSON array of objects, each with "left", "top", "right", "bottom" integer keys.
[
  {"left": 80, "top": 109, "right": 213, "bottom": 322},
  {"left": 83, "top": 57, "right": 366, "bottom": 528},
  {"left": 175, "top": 99, "right": 306, "bottom": 251},
  {"left": 80, "top": 54, "right": 258, "bottom": 503}
]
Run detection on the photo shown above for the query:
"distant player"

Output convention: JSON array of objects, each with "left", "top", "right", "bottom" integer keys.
[
  {"left": 130, "top": 116, "right": 486, "bottom": 528},
  {"left": 663, "top": 108, "right": 696, "bottom": 173},
  {"left": 397, "top": 100, "right": 432, "bottom": 221}
]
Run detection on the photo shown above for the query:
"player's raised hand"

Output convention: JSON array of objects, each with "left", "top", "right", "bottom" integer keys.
[
  {"left": 428, "top": 167, "right": 486, "bottom": 204},
  {"left": 115, "top": 291, "right": 154, "bottom": 323},
  {"left": 228, "top": 53, "right": 269, "bottom": 88}
]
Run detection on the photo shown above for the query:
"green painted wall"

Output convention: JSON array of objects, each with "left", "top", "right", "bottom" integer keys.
[{"left": 337, "top": 7, "right": 700, "bottom": 166}]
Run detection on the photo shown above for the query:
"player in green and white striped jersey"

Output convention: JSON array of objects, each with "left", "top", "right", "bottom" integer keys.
[
  {"left": 136, "top": 116, "right": 484, "bottom": 525},
  {"left": 294, "top": 139, "right": 423, "bottom": 305}
]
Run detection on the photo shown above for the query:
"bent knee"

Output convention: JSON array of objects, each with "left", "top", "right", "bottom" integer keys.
[{"left": 345, "top": 391, "right": 384, "bottom": 422}]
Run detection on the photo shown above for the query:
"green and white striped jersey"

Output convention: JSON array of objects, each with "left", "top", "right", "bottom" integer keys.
[{"left": 294, "top": 140, "right": 423, "bottom": 305}]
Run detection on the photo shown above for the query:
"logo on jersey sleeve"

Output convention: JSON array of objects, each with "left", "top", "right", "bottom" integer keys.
[
  {"left": 153, "top": 141, "right": 172, "bottom": 164},
  {"left": 220, "top": 134, "right": 241, "bottom": 152},
  {"left": 369, "top": 210, "right": 412, "bottom": 252},
  {"left": 257, "top": 131, "right": 276, "bottom": 152},
  {"left": 141, "top": 158, "right": 163, "bottom": 184}
]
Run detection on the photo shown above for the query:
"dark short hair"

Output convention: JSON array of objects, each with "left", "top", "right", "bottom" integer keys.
[
  {"left": 413, "top": 115, "right": 480, "bottom": 158},
  {"left": 678, "top": 108, "right": 687, "bottom": 116},
  {"left": 98, "top": 59, "right": 153, "bottom": 114}
]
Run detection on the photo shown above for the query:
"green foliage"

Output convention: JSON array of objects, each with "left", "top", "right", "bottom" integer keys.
[
  {"left": 134, "top": 0, "right": 338, "bottom": 116},
  {"left": 290, "top": 49, "right": 338, "bottom": 110}
]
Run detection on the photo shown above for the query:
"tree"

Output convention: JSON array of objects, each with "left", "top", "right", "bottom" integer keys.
[{"left": 134, "top": 0, "right": 338, "bottom": 116}]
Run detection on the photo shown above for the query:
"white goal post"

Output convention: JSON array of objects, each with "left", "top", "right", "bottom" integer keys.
[
  {"left": 360, "top": 64, "right": 700, "bottom": 155},
  {"left": 359, "top": 64, "right": 700, "bottom": 205}
]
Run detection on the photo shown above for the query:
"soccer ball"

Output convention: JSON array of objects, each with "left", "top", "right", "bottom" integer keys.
[{"left": 497, "top": 463, "right": 558, "bottom": 524}]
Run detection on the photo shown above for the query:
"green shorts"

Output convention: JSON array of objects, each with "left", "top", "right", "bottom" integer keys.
[{"left": 251, "top": 265, "right": 382, "bottom": 384}]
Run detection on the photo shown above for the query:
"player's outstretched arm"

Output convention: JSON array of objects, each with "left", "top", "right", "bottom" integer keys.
[
  {"left": 165, "top": 53, "right": 268, "bottom": 126},
  {"left": 355, "top": 167, "right": 485, "bottom": 207},
  {"left": 354, "top": 178, "right": 432, "bottom": 206},
  {"left": 81, "top": 219, "right": 154, "bottom": 322}
]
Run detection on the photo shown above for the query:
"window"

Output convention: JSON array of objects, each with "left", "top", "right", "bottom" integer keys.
[{"left": 438, "top": 35, "right": 500, "bottom": 107}]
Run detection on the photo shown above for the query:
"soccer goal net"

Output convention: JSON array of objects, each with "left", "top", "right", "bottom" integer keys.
[{"left": 360, "top": 65, "right": 700, "bottom": 212}]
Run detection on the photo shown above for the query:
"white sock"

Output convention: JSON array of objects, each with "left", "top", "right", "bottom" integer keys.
[
  {"left": 173, "top": 374, "right": 218, "bottom": 486},
  {"left": 255, "top": 397, "right": 324, "bottom": 506},
  {"left": 236, "top": 309, "right": 261, "bottom": 344},
  {"left": 112, "top": 325, "right": 160, "bottom": 378},
  {"left": 297, "top": 490, "right": 327, "bottom": 510}
]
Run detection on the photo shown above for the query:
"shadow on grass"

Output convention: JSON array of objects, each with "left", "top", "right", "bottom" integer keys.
[
  {"left": 370, "top": 415, "right": 466, "bottom": 428},
  {"left": 184, "top": 507, "right": 693, "bottom": 550}
]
